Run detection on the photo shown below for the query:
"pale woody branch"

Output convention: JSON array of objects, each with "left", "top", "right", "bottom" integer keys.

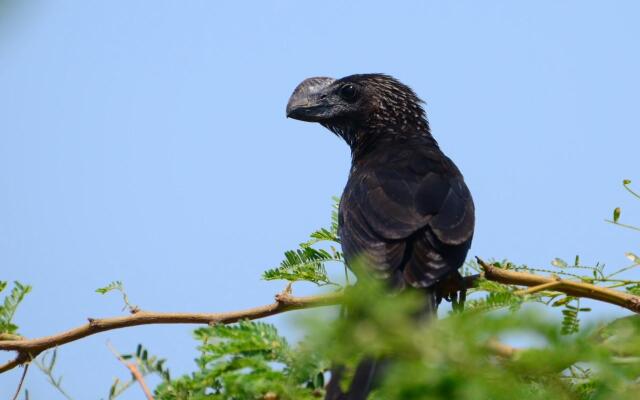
[
  {"left": 2, "top": 258, "right": 640, "bottom": 374},
  {"left": 0, "top": 292, "right": 341, "bottom": 373},
  {"left": 476, "top": 257, "right": 640, "bottom": 313}
]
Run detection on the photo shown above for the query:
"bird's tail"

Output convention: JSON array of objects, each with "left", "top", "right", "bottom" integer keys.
[
  {"left": 324, "top": 287, "right": 440, "bottom": 400},
  {"left": 324, "top": 347, "right": 387, "bottom": 400}
]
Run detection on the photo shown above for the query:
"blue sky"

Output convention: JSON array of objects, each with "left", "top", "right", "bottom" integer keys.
[{"left": 1, "top": 1, "right": 639, "bottom": 398}]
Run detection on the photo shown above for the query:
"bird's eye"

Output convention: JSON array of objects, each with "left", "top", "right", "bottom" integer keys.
[{"left": 339, "top": 84, "right": 358, "bottom": 101}]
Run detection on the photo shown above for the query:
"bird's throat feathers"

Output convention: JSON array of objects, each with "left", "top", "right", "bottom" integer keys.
[{"left": 322, "top": 113, "right": 437, "bottom": 161}]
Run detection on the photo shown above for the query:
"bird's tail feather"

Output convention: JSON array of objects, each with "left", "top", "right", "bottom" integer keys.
[
  {"left": 325, "top": 288, "right": 439, "bottom": 400},
  {"left": 325, "top": 357, "right": 386, "bottom": 400}
]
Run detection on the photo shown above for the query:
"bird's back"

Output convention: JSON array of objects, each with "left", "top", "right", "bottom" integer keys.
[{"left": 339, "top": 138, "right": 475, "bottom": 291}]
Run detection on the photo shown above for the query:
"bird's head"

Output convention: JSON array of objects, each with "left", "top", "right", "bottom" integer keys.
[{"left": 286, "top": 74, "right": 430, "bottom": 148}]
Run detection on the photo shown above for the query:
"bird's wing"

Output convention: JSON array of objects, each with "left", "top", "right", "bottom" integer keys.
[{"left": 340, "top": 149, "right": 474, "bottom": 286}]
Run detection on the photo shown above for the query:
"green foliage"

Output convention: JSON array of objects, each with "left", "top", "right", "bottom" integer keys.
[
  {"left": 263, "top": 198, "right": 343, "bottom": 286},
  {"left": 606, "top": 179, "right": 640, "bottom": 232},
  {"left": 220, "top": 182, "right": 640, "bottom": 399},
  {"left": 0, "top": 280, "right": 31, "bottom": 334},
  {"left": 107, "top": 344, "right": 171, "bottom": 399},
  {"left": 96, "top": 280, "right": 139, "bottom": 312},
  {"left": 95, "top": 280, "right": 124, "bottom": 294},
  {"left": 262, "top": 247, "right": 342, "bottom": 286},
  {"left": 34, "top": 349, "right": 74, "bottom": 400},
  {"left": 154, "top": 321, "right": 327, "bottom": 399},
  {"left": 109, "top": 270, "right": 640, "bottom": 400},
  {"left": 294, "top": 278, "right": 640, "bottom": 400},
  {"left": 24, "top": 179, "right": 640, "bottom": 399},
  {"left": 300, "top": 196, "right": 341, "bottom": 247},
  {"left": 462, "top": 272, "right": 525, "bottom": 313},
  {"left": 613, "top": 207, "right": 621, "bottom": 223}
]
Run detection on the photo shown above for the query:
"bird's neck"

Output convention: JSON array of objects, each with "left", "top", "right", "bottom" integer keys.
[{"left": 348, "top": 120, "right": 438, "bottom": 162}]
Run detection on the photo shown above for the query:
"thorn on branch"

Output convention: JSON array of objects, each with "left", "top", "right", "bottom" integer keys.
[{"left": 275, "top": 292, "right": 292, "bottom": 305}]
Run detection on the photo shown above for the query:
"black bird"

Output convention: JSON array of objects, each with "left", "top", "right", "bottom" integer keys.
[{"left": 286, "top": 74, "right": 475, "bottom": 399}]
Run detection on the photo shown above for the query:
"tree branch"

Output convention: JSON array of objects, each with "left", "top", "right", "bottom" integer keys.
[
  {"left": 485, "top": 339, "right": 519, "bottom": 358},
  {"left": 0, "top": 291, "right": 341, "bottom": 374},
  {"left": 0, "top": 353, "right": 30, "bottom": 374},
  {"left": 476, "top": 257, "right": 640, "bottom": 313},
  {"left": 3, "top": 259, "right": 638, "bottom": 375},
  {"left": 0, "top": 334, "right": 24, "bottom": 341}
]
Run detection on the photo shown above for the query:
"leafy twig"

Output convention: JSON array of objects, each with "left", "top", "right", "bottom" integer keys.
[
  {"left": 95, "top": 281, "right": 140, "bottom": 314},
  {"left": 605, "top": 219, "right": 640, "bottom": 232},
  {"left": 33, "top": 349, "right": 74, "bottom": 400},
  {"left": 107, "top": 341, "right": 154, "bottom": 400},
  {"left": 0, "top": 281, "right": 32, "bottom": 335},
  {"left": 477, "top": 258, "right": 640, "bottom": 313}
]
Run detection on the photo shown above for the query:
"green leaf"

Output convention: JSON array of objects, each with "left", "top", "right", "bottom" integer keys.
[
  {"left": 551, "top": 258, "right": 568, "bottom": 268},
  {"left": 625, "top": 252, "right": 640, "bottom": 264},
  {"left": 552, "top": 296, "right": 574, "bottom": 307},
  {"left": 264, "top": 198, "right": 344, "bottom": 286},
  {"left": 156, "top": 321, "right": 322, "bottom": 399},
  {"left": 613, "top": 207, "right": 621, "bottom": 223},
  {"left": 300, "top": 199, "right": 341, "bottom": 248},
  {"left": 626, "top": 284, "right": 640, "bottom": 296},
  {"left": 624, "top": 252, "right": 640, "bottom": 264},
  {"left": 0, "top": 281, "right": 32, "bottom": 334},
  {"left": 263, "top": 247, "right": 342, "bottom": 285},
  {"left": 96, "top": 281, "right": 123, "bottom": 294}
]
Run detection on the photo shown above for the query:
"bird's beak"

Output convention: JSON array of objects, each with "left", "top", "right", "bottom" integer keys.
[{"left": 286, "top": 77, "right": 336, "bottom": 122}]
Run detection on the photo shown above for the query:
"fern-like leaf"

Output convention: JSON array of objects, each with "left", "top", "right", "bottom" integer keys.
[
  {"left": 0, "top": 281, "right": 32, "bottom": 334},
  {"left": 263, "top": 247, "right": 343, "bottom": 285}
]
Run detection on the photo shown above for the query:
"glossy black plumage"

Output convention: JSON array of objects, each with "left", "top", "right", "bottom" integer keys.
[
  {"left": 287, "top": 74, "right": 475, "bottom": 400},
  {"left": 339, "top": 139, "right": 474, "bottom": 290},
  {"left": 288, "top": 74, "right": 474, "bottom": 291}
]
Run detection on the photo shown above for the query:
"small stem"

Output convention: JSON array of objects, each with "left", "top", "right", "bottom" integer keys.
[
  {"left": 107, "top": 342, "right": 154, "bottom": 400},
  {"left": 605, "top": 219, "right": 640, "bottom": 232},
  {"left": 11, "top": 363, "right": 29, "bottom": 400},
  {"left": 605, "top": 262, "right": 640, "bottom": 280},
  {"left": 623, "top": 182, "right": 640, "bottom": 200},
  {"left": 514, "top": 281, "right": 561, "bottom": 296},
  {"left": 476, "top": 257, "right": 640, "bottom": 314}
]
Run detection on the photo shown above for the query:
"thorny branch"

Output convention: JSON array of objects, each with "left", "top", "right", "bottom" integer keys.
[
  {"left": 476, "top": 257, "right": 640, "bottom": 313},
  {"left": 2, "top": 260, "right": 640, "bottom": 374},
  {"left": 0, "top": 292, "right": 341, "bottom": 374}
]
